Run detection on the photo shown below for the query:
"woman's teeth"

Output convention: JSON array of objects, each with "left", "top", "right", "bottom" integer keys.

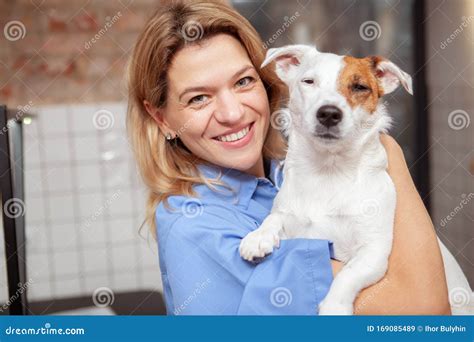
[{"left": 217, "top": 125, "right": 250, "bottom": 142}]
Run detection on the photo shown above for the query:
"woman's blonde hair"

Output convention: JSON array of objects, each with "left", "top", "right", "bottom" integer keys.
[{"left": 127, "top": 0, "right": 287, "bottom": 239}]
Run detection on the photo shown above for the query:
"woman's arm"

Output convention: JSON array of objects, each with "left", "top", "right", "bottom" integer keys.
[
  {"left": 331, "top": 134, "right": 451, "bottom": 315},
  {"left": 161, "top": 207, "right": 335, "bottom": 315}
]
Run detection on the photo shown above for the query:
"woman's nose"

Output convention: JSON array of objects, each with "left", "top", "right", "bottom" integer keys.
[{"left": 214, "top": 91, "right": 244, "bottom": 124}]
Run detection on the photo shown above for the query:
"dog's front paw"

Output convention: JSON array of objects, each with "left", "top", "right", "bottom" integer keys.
[
  {"left": 318, "top": 299, "right": 353, "bottom": 315},
  {"left": 239, "top": 229, "right": 280, "bottom": 262}
]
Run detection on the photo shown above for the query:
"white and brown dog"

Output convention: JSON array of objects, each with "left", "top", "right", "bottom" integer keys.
[
  {"left": 239, "top": 44, "right": 411, "bottom": 315},
  {"left": 240, "top": 44, "right": 474, "bottom": 316}
]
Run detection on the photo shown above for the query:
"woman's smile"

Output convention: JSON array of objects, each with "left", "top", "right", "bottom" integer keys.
[{"left": 212, "top": 121, "right": 255, "bottom": 148}]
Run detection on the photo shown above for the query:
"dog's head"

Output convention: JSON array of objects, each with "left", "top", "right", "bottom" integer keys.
[{"left": 262, "top": 45, "right": 412, "bottom": 148}]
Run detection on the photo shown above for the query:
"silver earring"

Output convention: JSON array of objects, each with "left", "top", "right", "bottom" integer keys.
[{"left": 165, "top": 133, "right": 172, "bottom": 141}]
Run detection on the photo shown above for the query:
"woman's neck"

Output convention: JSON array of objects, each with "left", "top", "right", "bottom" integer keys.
[{"left": 245, "top": 155, "right": 265, "bottom": 178}]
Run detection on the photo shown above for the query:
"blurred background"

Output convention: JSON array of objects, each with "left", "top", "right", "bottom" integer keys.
[{"left": 0, "top": 0, "right": 472, "bottom": 315}]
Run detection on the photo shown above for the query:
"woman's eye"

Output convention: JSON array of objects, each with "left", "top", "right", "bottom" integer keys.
[
  {"left": 352, "top": 83, "right": 370, "bottom": 92},
  {"left": 302, "top": 78, "right": 315, "bottom": 85},
  {"left": 188, "top": 95, "right": 208, "bottom": 105},
  {"left": 236, "top": 76, "right": 254, "bottom": 87}
]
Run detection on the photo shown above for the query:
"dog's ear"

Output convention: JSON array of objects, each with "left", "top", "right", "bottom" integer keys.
[
  {"left": 370, "top": 56, "right": 413, "bottom": 95},
  {"left": 261, "top": 45, "right": 316, "bottom": 83}
]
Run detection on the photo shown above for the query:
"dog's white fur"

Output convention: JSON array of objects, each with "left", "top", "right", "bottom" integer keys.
[
  {"left": 239, "top": 44, "right": 474, "bottom": 316},
  {"left": 240, "top": 44, "right": 474, "bottom": 315},
  {"left": 239, "top": 45, "right": 410, "bottom": 315}
]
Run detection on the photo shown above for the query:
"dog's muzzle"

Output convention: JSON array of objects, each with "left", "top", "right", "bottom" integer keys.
[
  {"left": 316, "top": 105, "right": 342, "bottom": 128},
  {"left": 314, "top": 105, "right": 343, "bottom": 140}
]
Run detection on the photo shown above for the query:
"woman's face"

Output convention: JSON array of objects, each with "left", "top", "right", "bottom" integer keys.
[{"left": 157, "top": 34, "right": 271, "bottom": 177}]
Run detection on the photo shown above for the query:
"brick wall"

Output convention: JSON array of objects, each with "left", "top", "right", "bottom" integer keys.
[{"left": 0, "top": 0, "right": 155, "bottom": 108}]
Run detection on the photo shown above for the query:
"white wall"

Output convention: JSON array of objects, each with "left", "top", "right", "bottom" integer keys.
[{"left": 22, "top": 102, "right": 161, "bottom": 302}]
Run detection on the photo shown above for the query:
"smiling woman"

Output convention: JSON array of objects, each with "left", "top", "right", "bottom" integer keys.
[
  {"left": 126, "top": 0, "right": 450, "bottom": 315},
  {"left": 126, "top": 0, "right": 286, "bottom": 239},
  {"left": 147, "top": 34, "right": 272, "bottom": 174}
]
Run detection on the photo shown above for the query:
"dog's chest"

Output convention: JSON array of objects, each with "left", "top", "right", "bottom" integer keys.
[
  {"left": 279, "top": 168, "right": 363, "bottom": 217},
  {"left": 275, "top": 164, "right": 391, "bottom": 246}
]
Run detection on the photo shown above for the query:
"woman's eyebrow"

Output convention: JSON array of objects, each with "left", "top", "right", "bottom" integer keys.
[
  {"left": 178, "top": 65, "right": 256, "bottom": 102},
  {"left": 178, "top": 86, "right": 210, "bottom": 103},
  {"left": 232, "top": 65, "right": 255, "bottom": 79}
]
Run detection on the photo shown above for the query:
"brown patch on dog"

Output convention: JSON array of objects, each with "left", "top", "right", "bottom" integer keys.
[{"left": 338, "top": 56, "right": 383, "bottom": 113}]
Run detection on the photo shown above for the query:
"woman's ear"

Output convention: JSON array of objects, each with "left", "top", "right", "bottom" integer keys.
[{"left": 143, "top": 100, "right": 176, "bottom": 136}]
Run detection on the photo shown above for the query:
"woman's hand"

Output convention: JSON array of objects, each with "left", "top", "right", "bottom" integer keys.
[{"left": 330, "top": 134, "right": 451, "bottom": 315}]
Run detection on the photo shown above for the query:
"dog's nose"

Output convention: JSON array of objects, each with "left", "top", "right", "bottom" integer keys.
[{"left": 316, "top": 105, "right": 343, "bottom": 128}]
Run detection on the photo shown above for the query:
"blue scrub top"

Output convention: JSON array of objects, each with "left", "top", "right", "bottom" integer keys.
[{"left": 155, "top": 159, "right": 334, "bottom": 315}]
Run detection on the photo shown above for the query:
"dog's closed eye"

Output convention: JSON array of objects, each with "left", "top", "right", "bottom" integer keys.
[
  {"left": 351, "top": 83, "right": 371, "bottom": 92},
  {"left": 301, "top": 78, "right": 315, "bottom": 85}
]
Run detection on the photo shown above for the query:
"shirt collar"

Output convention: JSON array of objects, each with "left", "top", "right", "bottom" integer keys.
[{"left": 195, "top": 159, "right": 283, "bottom": 207}]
